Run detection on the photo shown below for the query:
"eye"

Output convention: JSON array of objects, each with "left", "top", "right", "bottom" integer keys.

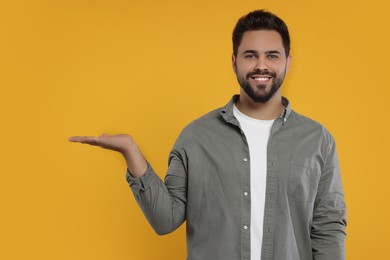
[
  {"left": 245, "top": 54, "right": 256, "bottom": 59},
  {"left": 268, "top": 54, "right": 279, "bottom": 60}
]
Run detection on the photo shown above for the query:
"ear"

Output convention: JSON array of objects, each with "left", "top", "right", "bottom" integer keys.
[
  {"left": 232, "top": 54, "right": 237, "bottom": 73},
  {"left": 286, "top": 54, "right": 292, "bottom": 73}
]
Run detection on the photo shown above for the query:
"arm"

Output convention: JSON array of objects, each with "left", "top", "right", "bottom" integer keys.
[
  {"left": 311, "top": 138, "right": 347, "bottom": 260},
  {"left": 69, "top": 133, "right": 187, "bottom": 235},
  {"left": 127, "top": 147, "right": 187, "bottom": 235}
]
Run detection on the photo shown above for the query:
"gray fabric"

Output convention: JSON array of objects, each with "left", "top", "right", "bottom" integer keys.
[{"left": 126, "top": 95, "right": 346, "bottom": 260}]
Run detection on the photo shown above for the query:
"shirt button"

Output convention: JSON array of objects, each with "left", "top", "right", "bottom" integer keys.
[
  {"left": 243, "top": 225, "right": 248, "bottom": 230},
  {"left": 243, "top": 158, "right": 248, "bottom": 162},
  {"left": 243, "top": 192, "right": 248, "bottom": 197}
]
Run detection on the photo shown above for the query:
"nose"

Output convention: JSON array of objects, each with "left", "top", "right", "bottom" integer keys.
[{"left": 254, "top": 55, "right": 268, "bottom": 71}]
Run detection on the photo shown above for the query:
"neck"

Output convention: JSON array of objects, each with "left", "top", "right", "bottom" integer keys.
[{"left": 235, "top": 90, "right": 284, "bottom": 120}]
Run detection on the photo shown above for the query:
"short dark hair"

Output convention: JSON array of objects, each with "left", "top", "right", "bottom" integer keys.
[{"left": 232, "top": 9, "right": 291, "bottom": 57}]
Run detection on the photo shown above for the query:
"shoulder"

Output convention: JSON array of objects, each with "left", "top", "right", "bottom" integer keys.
[
  {"left": 173, "top": 107, "right": 226, "bottom": 147},
  {"left": 184, "top": 107, "right": 224, "bottom": 131},
  {"left": 288, "top": 109, "right": 335, "bottom": 149}
]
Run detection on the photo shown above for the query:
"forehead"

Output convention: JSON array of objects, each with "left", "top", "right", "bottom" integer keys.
[{"left": 238, "top": 30, "right": 285, "bottom": 55}]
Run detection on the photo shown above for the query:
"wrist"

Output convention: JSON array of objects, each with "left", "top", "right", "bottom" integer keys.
[{"left": 122, "top": 141, "right": 136, "bottom": 159}]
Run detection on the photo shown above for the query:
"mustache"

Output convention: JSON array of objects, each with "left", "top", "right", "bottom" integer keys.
[{"left": 247, "top": 70, "right": 276, "bottom": 78}]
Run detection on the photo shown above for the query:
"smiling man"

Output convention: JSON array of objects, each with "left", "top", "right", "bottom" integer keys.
[
  {"left": 69, "top": 10, "right": 346, "bottom": 260},
  {"left": 234, "top": 30, "right": 290, "bottom": 105}
]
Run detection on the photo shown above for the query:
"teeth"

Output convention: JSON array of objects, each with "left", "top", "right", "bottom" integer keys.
[{"left": 254, "top": 77, "right": 270, "bottom": 81}]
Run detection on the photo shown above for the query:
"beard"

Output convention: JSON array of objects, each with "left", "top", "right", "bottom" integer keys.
[{"left": 237, "top": 69, "right": 286, "bottom": 103}]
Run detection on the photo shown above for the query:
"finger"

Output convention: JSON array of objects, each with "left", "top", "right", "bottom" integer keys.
[
  {"left": 68, "top": 136, "right": 99, "bottom": 145},
  {"left": 68, "top": 136, "right": 81, "bottom": 142}
]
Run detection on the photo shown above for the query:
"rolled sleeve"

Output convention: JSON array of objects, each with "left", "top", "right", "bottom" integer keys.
[
  {"left": 125, "top": 147, "right": 188, "bottom": 235},
  {"left": 126, "top": 162, "right": 157, "bottom": 195}
]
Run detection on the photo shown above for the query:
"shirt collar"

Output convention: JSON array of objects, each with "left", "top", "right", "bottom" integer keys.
[{"left": 221, "top": 94, "right": 292, "bottom": 125}]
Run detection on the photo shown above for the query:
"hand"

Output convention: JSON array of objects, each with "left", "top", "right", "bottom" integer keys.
[
  {"left": 69, "top": 133, "right": 148, "bottom": 178},
  {"left": 68, "top": 133, "right": 134, "bottom": 154}
]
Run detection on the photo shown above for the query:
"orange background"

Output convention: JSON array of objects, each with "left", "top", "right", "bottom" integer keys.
[{"left": 1, "top": 0, "right": 389, "bottom": 259}]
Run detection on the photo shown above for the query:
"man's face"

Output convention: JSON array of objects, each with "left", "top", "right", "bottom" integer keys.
[{"left": 232, "top": 30, "right": 292, "bottom": 103}]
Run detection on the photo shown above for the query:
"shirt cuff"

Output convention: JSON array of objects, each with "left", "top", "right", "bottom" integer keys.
[{"left": 125, "top": 162, "right": 157, "bottom": 195}]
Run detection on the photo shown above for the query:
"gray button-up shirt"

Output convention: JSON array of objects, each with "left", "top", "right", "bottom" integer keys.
[{"left": 127, "top": 95, "right": 347, "bottom": 260}]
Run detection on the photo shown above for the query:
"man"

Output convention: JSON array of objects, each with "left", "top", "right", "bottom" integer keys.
[{"left": 69, "top": 10, "right": 346, "bottom": 260}]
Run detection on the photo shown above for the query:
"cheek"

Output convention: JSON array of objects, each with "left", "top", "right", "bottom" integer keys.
[
  {"left": 276, "top": 65, "right": 288, "bottom": 76},
  {"left": 236, "top": 68, "right": 248, "bottom": 79},
  {"left": 271, "top": 61, "right": 287, "bottom": 72},
  {"left": 235, "top": 62, "right": 252, "bottom": 75}
]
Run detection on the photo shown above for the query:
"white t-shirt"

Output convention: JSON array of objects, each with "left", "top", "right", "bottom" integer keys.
[{"left": 233, "top": 105, "right": 274, "bottom": 260}]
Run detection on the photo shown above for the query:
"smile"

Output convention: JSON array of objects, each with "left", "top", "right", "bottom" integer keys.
[{"left": 251, "top": 76, "right": 272, "bottom": 82}]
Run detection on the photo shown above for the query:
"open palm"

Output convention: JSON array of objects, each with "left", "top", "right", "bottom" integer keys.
[{"left": 68, "top": 133, "right": 134, "bottom": 154}]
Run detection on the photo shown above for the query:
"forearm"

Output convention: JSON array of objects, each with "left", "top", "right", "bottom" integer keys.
[
  {"left": 123, "top": 142, "right": 148, "bottom": 179},
  {"left": 126, "top": 152, "right": 187, "bottom": 235}
]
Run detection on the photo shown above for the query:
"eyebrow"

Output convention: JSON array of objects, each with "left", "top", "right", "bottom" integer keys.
[
  {"left": 266, "top": 50, "right": 281, "bottom": 55},
  {"left": 243, "top": 50, "right": 258, "bottom": 54},
  {"left": 242, "top": 50, "right": 281, "bottom": 55}
]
